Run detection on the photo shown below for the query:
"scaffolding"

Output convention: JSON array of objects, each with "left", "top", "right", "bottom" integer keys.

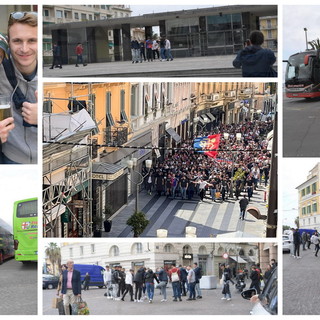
[{"left": 43, "top": 83, "right": 97, "bottom": 237}]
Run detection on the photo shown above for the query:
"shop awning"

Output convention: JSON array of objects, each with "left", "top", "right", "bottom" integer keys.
[
  {"left": 229, "top": 256, "right": 247, "bottom": 263},
  {"left": 92, "top": 162, "right": 125, "bottom": 181},
  {"left": 206, "top": 113, "right": 215, "bottom": 121},
  {"left": 166, "top": 127, "right": 181, "bottom": 143},
  {"left": 44, "top": 204, "right": 66, "bottom": 222}
]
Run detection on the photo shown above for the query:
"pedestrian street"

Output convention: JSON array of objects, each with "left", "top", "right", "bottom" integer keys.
[{"left": 105, "top": 186, "right": 267, "bottom": 238}]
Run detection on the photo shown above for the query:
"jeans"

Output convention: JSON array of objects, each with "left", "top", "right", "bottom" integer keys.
[
  {"left": 134, "top": 282, "right": 143, "bottom": 301},
  {"left": 122, "top": 284, "right": 133, "bottom": 300},
  {"left": 180, "top": 187, "right": 187, "bottom": 199},
  {"left": 294, "top": 243, "right": 300, "bottom": 257},
  {"left": 195, "top": 282, "right": 202, "bottom": 297},
  {"left": 131, "top": 48, "right": 140, "bottom": 62},
  {"left": 166, "top": 48, "right": 173, "bottom": 60},
  {"left": 160, "top": 282, "right": 167, "bottom": 299},
  {"left": 76, "top": 54, "right": 83, "bottom": 65},
  {"left": 146, "top": 282, "right": 155, "bottom": 300},
  {"left": 105, "top": 281, "right": 112, "bottom": 297},
  {"left": 240, "top": 208, "right": 246, "bottom": 220},
  {"left": 160, "top": 48, "right": 166, "bottom": 60},
  {"left": 188, "top": 282, "right": 196, "bottom": 299},
  {"left": 112, "top": 283, "right": 119, "bottom": 299},
  {"left": 172, "top": 281, "right": 181, "bottom": 299},
  {"left": 210, "top": 188, "right": 216, "bottom": 201}
]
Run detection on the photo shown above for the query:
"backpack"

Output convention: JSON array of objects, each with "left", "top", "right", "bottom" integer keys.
[{"left": 171, "top": 270, "right": 179, "bottom": 282}]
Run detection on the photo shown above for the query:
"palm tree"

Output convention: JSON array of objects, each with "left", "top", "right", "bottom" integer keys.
[
  {"left": 45, "top": 242, "right": 61, "bottom": 276},
  {"left": 308, "top": 38, "right": 320, "bottom": 50}
]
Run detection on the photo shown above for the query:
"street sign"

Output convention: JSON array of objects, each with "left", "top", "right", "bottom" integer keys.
[{"left": 222, "top": 253, "right": 229, "bottom": 259}]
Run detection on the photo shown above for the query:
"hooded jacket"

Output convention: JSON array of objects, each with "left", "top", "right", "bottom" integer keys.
[
  {"left": 233, "top": 45, "right": 277, "bottom": 77},
  {"left": 0, "top": 56, "right": 37, "bottom": 163}
]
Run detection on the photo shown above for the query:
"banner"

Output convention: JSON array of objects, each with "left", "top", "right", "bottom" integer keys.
[{"left": 193, "top": 134, "right": 221, "bottom": 158}]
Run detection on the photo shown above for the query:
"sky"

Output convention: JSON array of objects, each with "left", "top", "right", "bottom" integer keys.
[
  {"left": 283, "top": 5, "right": 320, "bottom": 60},
  {"left": 281, "top": 159, "right": 319, "bottom": 228},
  {"left": 0, "top": 166, "right": 39, "bottom": 230}
]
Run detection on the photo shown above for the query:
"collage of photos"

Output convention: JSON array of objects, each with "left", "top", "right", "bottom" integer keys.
[{"left": 0, "top": 1, "right": 318, "bottom": 319}]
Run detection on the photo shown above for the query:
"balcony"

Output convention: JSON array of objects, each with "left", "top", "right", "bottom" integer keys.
[{"left": 105, "top": 126, "right": 128, "bottom": 146}]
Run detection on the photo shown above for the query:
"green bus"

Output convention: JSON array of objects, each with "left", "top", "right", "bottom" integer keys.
[{"left": 13, "top": 198, "right": 38, "bottom": 262}]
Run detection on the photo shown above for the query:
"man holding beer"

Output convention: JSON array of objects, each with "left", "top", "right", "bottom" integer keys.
[{"left": 0, "top": 11, "right": 37, "bottom": 164}]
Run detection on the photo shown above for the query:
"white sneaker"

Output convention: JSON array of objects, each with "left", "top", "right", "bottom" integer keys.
[
  {"left": 161, "top": 299, "right": 167, "bottom": 302},
  {"left": 227, "top": 298, "right": 231, "bottom": 301},
  {"left": 297, "top": 256, "right": 302, "bottom": 259},
  {"left": 138, "top": 300, "right": 143, "bottom": 303},
  {"left": 221, "top": 297, "right": 227, "bottom": 300}
]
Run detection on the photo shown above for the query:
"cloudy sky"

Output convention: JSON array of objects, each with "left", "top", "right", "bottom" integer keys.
[
  {"left": 0, "top": 166, "right": 39, "bottom": 230},
  {"left": 282, "top": 159, "right": 319, "bottom": 228},
  {"left": 283, "top": 5, "right": 320, "bottom": 60}
]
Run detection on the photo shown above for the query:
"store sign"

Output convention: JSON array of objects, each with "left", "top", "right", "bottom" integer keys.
[{"left": 183, "top": 254, "right": 193, "bottom": 260}]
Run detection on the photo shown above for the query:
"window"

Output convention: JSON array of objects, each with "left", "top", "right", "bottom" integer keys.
[
  {"left": 130, "top": 85, "right": 138, "bottom": 117},
  {"left": 69, "top": 248, "right": 73, "bottom": 257},
  {"left": 136, "top": 243, "right": 143, "bottom": 254},
  {"left": 110, "top": 245, "right": 119, "bottom": 256},
  {"left": 301, "top": 189, "right": 305, "bottom": 197},
  {"left": 307, "top": 205, "right": 312, "bottom": 214},
  {"left": 120, "top": 90, "right": 128, "bottom": 122},
  {"left": 106, "top": 92, "right": 114, "bottom": 127},
  {"left": 88, "top": 14, "right": 93, "bottom": 21},
  {"left": 80, "top": 246, "right": 84, "bottom": 256},
  {"left": 44, "top": 10, "right": 49, "bottom": 17},
  {"left": 306, "top": 186, "right": 311, "bottom": 194},
  {"left": 312, "top": 182, "right": 317, "bottom": 194},
  {"left": 91, "top": 244, "right": 95, "bottom": 254},
  {"left": 56, "top": 10, "right": 63, "bottom": 19},
  {"left": 312, "top": 202, "right": 318, "bottom": 213},
  {"left": 267, "top": 19, "right": 272, "bottom": 28},
  {"left": 74, "top": 12, "right": 79, "bottom": 20},
  {"left": 164, "top": 244, "right": 172, "bottom": 253},
  {"left": 314, "top": 217, "right": 317, "bottom": 224},
  {"left": 302, "top": 207, "right": 306, "bottom": 215},
  {"left": 81, "top": 13, "right": 86, "bottom": 21},
  {"left": 267, "top": 30, "right": 272, "bottom": 39}
]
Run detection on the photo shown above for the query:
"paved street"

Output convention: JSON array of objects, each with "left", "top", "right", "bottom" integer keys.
[
  {"left": 283, "top": 247, "right": 320, "bottom": 315},
  {"left": 44, "top": 55, "right": 242, "bottom": 78},
  {"left": 43, "top": 283, "right": 253, "bottom": 315},
  {"left": 0, "top": 259, "right": 37, "bottom": 315},
  {"left": 283, "top": 95, "right": 320, "bottom": 157},
  {"left": 105, "top": 185, "right": 267, "bottom": 238}
]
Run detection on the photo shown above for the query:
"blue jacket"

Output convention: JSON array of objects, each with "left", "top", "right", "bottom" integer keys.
[
  {"left": 61, "top": 269, "right": 82, "bottom": 296},
  {"left": 233, "top": 45, "right": 277, "bottom": 77}
]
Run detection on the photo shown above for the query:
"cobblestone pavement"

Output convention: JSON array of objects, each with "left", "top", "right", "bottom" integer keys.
[
  {"left": 43, "top": 283, "right": 254, "bottom": 315},
  {"left": 104, "top": 185, "right": 268, "bottom": 238},
  {"left": 283, "top": 247, "right": 320, "bottom": 315}
]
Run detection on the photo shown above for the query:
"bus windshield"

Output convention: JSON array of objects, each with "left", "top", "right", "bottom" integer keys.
[
  {"left": 286, "top": 53, "right": 312, "bottom": 81},
  {"left": 17, "top": 200, "right": 37, "bottom": 218}
]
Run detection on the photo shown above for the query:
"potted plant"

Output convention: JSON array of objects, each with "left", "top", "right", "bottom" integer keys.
[{"left": 126, "top": 211, "right": 149, "bottom": 237}]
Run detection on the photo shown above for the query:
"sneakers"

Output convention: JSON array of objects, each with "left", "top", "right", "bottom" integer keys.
[
  {"left": 160, "top": 299, "right": 167, "bottom": 302},
  {"left": 138, "top": 300, "right": 143, "bottom": 303},
  {"left": 149, "top": 299, "right": 152, "bottom": 303},
  {"left": 221, "top": 297, "right": 227, "bottom": 300},
  {"left": 227, "top": 298, "right": 231, "bottom": 301}
]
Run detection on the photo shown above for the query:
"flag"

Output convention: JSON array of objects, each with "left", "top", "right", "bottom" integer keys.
[{"left": 193, "top": 134, "right": 221, "bottom": 158}]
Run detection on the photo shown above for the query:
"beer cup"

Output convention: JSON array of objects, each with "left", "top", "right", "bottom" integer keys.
[{"left": 0, "top": 95, "right": 12, "bottom": 121}]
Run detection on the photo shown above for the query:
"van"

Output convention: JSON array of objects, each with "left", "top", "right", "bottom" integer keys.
[{"left": 74, "top": 264, "right": 105, "bottom": 288}]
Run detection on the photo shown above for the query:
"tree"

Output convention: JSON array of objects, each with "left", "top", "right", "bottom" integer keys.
[
  {"left": 126, "top": 211, "right": 149, "bottom": 237},
  {"left": 308, "top": 38, "right": 320, "bottom": 50},
  {"left": 45, "top": 242, "right": 61, "bottom": 276}
]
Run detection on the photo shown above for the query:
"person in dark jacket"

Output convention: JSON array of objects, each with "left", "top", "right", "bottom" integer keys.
[
  {"left": 133, "top": 267, "right": 145, "bottom": 302},
  {"left": 144, "top": 268, "right": 159, "bottom": 303},
  {"left": 239, "top": 195, "right": 249, "bottom": 220},
  {"left": 83, "top": 272, "right": 90, "bottom": 290},
  {"left": 233, "top": 30, "right": 277, "bottom": 77},
  {"left": 179, "top": 265, "right": 188, "bottom": 296},
  {"left": 158, "top": 267, "right": 169, "bottom": 302},
  {"left": 60, "top": 260, "right": 81, "bottom": 315},
  {"left": 50, "top": 43, "right": 62, "bottom": 69},
  {"left": 293, "top": 228, "right": 302, "bottom": 258},
  {"left": 249, "top": 265, "right": 261, "bottom": 294}
]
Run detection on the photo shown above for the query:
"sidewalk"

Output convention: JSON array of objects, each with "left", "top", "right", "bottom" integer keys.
[
  {"left": 44, "top": 55, "right": 241, "bottom": 78},
  {"left": 104, "top": 184, "right": 268, "bottom": 238}
]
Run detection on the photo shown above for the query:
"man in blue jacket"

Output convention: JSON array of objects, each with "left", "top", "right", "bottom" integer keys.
[
  {"left": 233, "top": 30, "right": 277, "bottom": 77},
  {"left": 60, "top": 260, "right": 81, "bottom": 315}
]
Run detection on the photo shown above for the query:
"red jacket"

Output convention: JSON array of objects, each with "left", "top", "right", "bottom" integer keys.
[{"left": 76, "top": 45, "right": 83, "bottom": 55}]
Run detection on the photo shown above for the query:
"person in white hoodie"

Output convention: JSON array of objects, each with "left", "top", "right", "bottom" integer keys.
[
  {"left": 121, "top": 269, "right": 134, "bottom": 301},
  {"left": 103, "top": 265, "right": 112, "bottom": 299},
  {"left": 288, "top": 228, "right": 295, "bottom": 256}
]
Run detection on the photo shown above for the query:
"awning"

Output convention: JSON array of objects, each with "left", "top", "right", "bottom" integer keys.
[
  {"left": 200, "top": 114, "right": 209, "bottom": 122},
  {"left": 92, "top": 162, "right": 125, "bottom": 181},
  {"left": 206, "top": 113, "right": 215, "bottom": 121},
  {"left": 44, "top": 204, "right": 66, "bottom": 222},
  {"left": 229, "top": 256, "right": 247, "bottom": 263},
  {"left": 166, "top": 127, "right": 181, "bottom": 143}
]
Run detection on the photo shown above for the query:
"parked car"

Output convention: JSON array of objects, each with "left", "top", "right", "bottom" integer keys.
[
  {"left": 282, "top": 235, "right": 291, "bottom": 253},
  {"left": 43, "top": 274, "right": 59, "bottom": 289},
  {"left": 241, "top": 267, "right": 277, "bottom": 315}
]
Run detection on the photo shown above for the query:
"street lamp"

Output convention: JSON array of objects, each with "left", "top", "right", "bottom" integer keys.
[
  {"left": 304, "top": 27, "right": 308, "bottom": 50},
  {"left": 127, "top": 157, "right": 152, "bottom": 213},
  {"left": 223, "top": 132, "right": 242, "bottom": 199}
]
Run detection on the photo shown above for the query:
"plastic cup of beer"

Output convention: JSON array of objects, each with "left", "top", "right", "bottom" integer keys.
[{"left": 0, "top": 95, "right": 12, "bottom": 122}]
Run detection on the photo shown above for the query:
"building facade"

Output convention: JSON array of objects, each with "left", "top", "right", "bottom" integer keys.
[{"left": 296, "top": 163, "right": 320, "bottom": 229}]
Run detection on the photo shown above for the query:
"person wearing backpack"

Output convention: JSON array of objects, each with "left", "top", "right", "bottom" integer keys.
[
  {"left": 169, "top": 263, "right": 182, "bottom": 301},
  {"left": 193, "top": 262, "right": 203, "bottom": 299}
]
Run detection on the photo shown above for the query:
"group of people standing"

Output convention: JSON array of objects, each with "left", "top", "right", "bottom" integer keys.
[
  {"left": 131, "top": 36, "right": 173, "bottom": 63},
  {"left": 144, "top": 120, "right": 272, "bottom": 205},
  {"left": 103, "top": 263, "right": 202, "bottom": 303}
]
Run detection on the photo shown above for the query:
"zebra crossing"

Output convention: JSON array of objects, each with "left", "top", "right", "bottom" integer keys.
[{"left": 106, "top": 187, "right": 267, "bottom": 238}]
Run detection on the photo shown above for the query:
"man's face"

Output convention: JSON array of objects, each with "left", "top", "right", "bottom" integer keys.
[
  {"left": 67, "top": 261, "right": 74, "bottom": 270},
  {"left": 8, "top": 22, "right": 37, "bottom": 74}
]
